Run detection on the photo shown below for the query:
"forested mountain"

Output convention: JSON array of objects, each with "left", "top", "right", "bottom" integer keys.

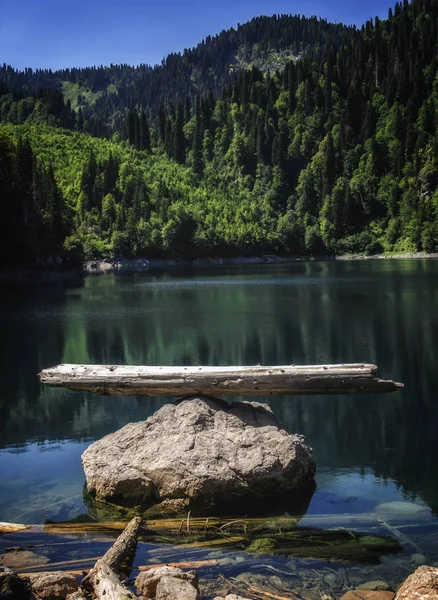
[
  {"left": 1, "top": 0, "right": 438, "bottom": 266},
  {"left": 0, "top": 15, "right": 350, "bottom": 135}
]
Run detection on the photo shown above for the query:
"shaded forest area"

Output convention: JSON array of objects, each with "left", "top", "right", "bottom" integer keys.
[{"left": 1, "top": 0, "right": 438, "bottom": 265}]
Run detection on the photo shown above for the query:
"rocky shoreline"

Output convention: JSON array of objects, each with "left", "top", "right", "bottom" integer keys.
[
  {"left": 83, "top": 252, "right": 438, "bottom": 273},
  {"left": 1, "top": 252, "right": 438, "bottom": 282},
  {"left": 1, "top": 518, "right": 437, "bottom": 600}
]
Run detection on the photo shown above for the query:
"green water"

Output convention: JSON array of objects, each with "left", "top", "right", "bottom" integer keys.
[{"left": 1, "top": 260, "right": 438, "bottom": 590}]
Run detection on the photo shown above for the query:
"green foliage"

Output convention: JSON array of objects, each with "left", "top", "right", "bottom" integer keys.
[{"left": 2, "top": 1, "right": 438, "bottom": 264}]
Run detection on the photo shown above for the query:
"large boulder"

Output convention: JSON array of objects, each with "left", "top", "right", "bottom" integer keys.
[
  {"left": 395, "top": 566, "right": 438, "bottom": 599},
  {"left": 82, "top": 397, "right": 315, "bottom": 513}
]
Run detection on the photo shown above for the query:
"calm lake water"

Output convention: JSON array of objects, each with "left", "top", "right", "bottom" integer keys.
[{"left": 1, "top": 260, "right": 438, "bottom": 591}]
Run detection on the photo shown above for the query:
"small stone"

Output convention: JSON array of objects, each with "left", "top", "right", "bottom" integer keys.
[
  {"left": 216, "top": 557, "right": 236, "bottom": 566},
  {"left": 135, "top": 566, "right": 200, "bottom": 600},
  {"left": 155, "top": 576, "right": 199, "bottom": 600},
  {"left": 340, "top": 592, "right": 395, "bottom": 600},
  {"left": 213, "top": 596, "right": 252, "bottom": 600},
  {"left": 411, "top": 553, "right": 427, "bottom": 565},
  {"left": 324, "top": 573, "right": 339, "bottom": 586},
  {"left": 357, "top": 581, "right": 392, "bottom": 592}
]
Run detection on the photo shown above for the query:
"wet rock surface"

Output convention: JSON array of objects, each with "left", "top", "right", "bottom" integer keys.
[
  {"left": 340, "top": 592, "right": 395, "bottom": 600},
  {"left": 394, "top": 565, "right": 438, "bottom": 599},
  {"left": 82, "top": 397, "right": 316, "bottom": 513}
]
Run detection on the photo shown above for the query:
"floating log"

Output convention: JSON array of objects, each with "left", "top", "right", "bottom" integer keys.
[{"left": 39, "top": 363, "right": 403, "bottom": 397}]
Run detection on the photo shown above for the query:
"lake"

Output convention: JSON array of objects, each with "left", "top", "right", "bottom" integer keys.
[{"left": 1, "top": 259, "right": 438, "bottom": 594}]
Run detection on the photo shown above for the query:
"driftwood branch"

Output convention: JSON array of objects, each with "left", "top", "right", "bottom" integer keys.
[
  {"left": 81, "top": 560, "right": 138, "bottom": 600},
  {"left": 0, "top": 522, "right": 30, "bottom": 534},
  {"left": 99, "top": 516, "right": 141, "bottom": 575},
  {"left": 68, "top": 517, "right": 142, "bottom": 600},
  {"left": 39, "top": 363, "right": 403, "bottom": 397}
]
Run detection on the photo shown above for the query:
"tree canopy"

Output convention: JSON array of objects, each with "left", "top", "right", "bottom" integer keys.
[{"left": 1, "top": 0, "right": 438, "bottom": 265}]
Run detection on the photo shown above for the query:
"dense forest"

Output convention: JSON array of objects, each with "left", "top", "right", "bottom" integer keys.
[{"left": 1, "top": 0, "right": 438, "bottom": 265}]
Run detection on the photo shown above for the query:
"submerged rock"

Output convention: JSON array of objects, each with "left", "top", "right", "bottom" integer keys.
[
  {"left": 357, "top": 581, "right": 392, "bottom": 592},
  {"left": 375, "top": 501, "right": 431, "bottom": 521},
  {"left": 82, "top": 397, "right": 316, "bottom": 513},
  {"left": 395, "top": 565, "right": 438, "bottom": 599},
  {"left": 340, "top": 592, "right": 394, "bottom": 600}
]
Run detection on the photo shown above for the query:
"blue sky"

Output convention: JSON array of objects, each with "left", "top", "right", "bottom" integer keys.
[{"left": 1, "top": 0, "right": 394, "bottom": 71}]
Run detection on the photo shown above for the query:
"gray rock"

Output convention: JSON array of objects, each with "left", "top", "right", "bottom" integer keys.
[
  {"left": 375, "top": 501, "right": 431, "bottom": 521},
  {"left": 357, "top": 581, "right": 391, "bottom": 591},
  {"left": 27, "top": 572, "right": 78, "bottom": 600},
  {"left": 135, "top": 566, "right": 199, "bottom": 600},
  {"left": 324, "top": 573, "right": 339, "bottom": 586},
  {"left": 411, "top": 553, "right": 428, "bottom": 565},
  {"left": 213, "top": 596, "right": 252, "bottom": 600},
  {"left": 82, "top": 397, "right": 315, "bottom": 511}
]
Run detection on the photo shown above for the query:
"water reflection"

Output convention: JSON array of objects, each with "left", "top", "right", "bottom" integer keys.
[{"left": 0, "top": 260, "right": 437, "bottom": 522}]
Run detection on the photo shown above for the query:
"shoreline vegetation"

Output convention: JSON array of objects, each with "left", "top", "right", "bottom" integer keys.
[
  {"left": 3, "top": 4, "right": 438, "bottom": 271},
  {"left": 83, "top": 252, "right": 438, "bottom": 273},
  {"left": 1, "top": 252, "right": 438, "bottom": 282}
]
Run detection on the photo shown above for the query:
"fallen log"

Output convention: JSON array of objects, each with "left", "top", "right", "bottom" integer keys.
[
  {"left": 39, "top": 363, "right": 403, "bottom": 397},
  {"left": 81, "top": 560, "right": 138, "bottom": 600},
  {"left": 67, "top": 517, "right": 142, "bottom": 600},
  {"left": 0, "top": 522, "right": 30, "bottom": 535},
  {"left": 40, "top": 513, "right": 377, "bottom": 538}
]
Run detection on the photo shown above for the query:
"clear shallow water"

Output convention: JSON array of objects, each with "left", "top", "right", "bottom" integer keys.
[{"left": 1, "top": 260, "right": 438, "bottom": 586}]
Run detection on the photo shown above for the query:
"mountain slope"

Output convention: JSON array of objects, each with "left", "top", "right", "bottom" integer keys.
[
  {"left": 2, "top": 0, "right": 438, "bottom": 266},
  {"left": 0, "top": 14, "right": 352, "bottom": 130}
]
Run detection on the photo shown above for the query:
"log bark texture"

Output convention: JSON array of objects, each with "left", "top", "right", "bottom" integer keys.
[
  {"left": 39, "top": 364, "right": 402, "bottom": 396},
  {"left": 67, "top": 517, "right": 142, "bottom": 600},
  {"left": 0, "top": 522, "right": 30, "bottom": 534},
  {"left": 81, "top": 561, "right": 137, "bottom": 600},
  {"left": 99, "top": 516, "right": 141, "bottom": 575}
]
